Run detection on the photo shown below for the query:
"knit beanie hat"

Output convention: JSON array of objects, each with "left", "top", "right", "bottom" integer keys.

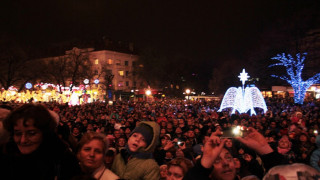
[{"left": 130, "top": 123, "right": 153, "bottom": 147}]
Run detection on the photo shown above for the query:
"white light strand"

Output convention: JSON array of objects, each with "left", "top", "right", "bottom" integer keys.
[{"left": 218, "top": 70, "right": 267, "bottom": 115}]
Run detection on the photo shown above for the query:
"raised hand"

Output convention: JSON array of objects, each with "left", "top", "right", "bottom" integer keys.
[
  {"left": 236, "top": 127, "right": 273, "bottom": 155},
  {"left": 163, "top": 140, "right": 174, "bottom": 151},
  {"left": 201, "top": 132, "right": 227, "bottom": 168}
]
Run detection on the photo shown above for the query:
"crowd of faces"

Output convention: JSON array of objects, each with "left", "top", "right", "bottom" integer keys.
[{"left": 2, "top": 96, "right": 320, "bottom": 179}]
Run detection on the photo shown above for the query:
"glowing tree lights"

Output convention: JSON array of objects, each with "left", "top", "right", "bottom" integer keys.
[
  {"left": 269, "top": 53, "right": 320, "bottom": 104},
  {"left": 218, "top": 69, "right": 267, "bottom": 115}
]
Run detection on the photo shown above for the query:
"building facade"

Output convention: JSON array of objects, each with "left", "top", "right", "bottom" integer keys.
[
  {"left": 89, "top": 49, "right": 143, "bottom": 92},
  {"left": 41, "top": 47, "right": 145, "bottom": 102}
]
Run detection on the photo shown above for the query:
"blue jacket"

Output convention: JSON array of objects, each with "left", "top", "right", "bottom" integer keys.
[{"left": 310, "top": 135, "right": 320, "bottom": 171}]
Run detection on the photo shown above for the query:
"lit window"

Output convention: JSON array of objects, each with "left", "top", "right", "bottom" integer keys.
[
  {"left": 108, "top": 59, "right": 113, "bottom": 64},
  {"left": 95, "top": 59, "right": 99, "bottom": 65},
  {"left": 119, "top": 71, "right": 124, "bottom": 76}
]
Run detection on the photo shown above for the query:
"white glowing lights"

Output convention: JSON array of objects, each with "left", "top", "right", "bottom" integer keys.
[
  {"left": 83, "top": 79, "right": 89, "bottom": 84},
  {"left": 25, "top": 83, "right": 32, "bottom": 89},
  {"left": 238, "top": 69, "right": 250, "bottom": 86},
  {"left": 218, "top": 69, "right": 267, "bottom": 115},
  {"left": 145, "top": 89, "right": 151, "bottom": 96}
]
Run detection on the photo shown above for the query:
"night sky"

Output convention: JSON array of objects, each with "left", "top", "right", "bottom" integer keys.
[{"left": 1, "top": 0, "right": 320, "bottom": 91}]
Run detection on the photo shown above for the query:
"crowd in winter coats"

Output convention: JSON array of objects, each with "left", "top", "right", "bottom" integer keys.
[{"left": 0, "top": 96, "right": 320, "bottom": 179}]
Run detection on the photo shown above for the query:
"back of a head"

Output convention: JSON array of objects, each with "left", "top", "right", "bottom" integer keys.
[{"left": 263, "top": 163, "right": 320, "bottom": 180}]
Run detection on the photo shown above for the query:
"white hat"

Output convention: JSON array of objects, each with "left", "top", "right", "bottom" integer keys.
[{"left": 263, "top": 163, "right": 320, "bottom": 180}]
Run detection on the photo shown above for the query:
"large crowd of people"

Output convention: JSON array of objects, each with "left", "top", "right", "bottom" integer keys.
[{"left": 0, "top": 96, "right": 320, "bottom": 179}]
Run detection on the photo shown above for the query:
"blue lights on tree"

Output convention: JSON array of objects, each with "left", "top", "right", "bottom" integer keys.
[{"left": 269, "top": 52, "right": 320, "bottom": 104}]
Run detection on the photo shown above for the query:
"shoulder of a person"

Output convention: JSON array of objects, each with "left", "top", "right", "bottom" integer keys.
[
  {"left": 131, "top": 157, "right": 159, "bottom": 166},
  {"left": 101, "top": 169, "right": 119, "bottom": 180}
]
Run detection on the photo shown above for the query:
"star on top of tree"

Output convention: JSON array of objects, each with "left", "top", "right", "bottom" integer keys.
[{"left": 238, "top": 69, "right": 250, "bottom": 86}]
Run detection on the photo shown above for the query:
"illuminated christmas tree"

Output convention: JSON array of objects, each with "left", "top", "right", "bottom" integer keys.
[{"left": 269, "top": 52, "right": 320, "bottom": 104}]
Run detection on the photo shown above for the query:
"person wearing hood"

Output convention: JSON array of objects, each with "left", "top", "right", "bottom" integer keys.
[
  {"left": 111, "top": 121, "right": 160, "bottom": 180},
  {"left": 310, "top": 135, "right": 320, "bottom": 171}
]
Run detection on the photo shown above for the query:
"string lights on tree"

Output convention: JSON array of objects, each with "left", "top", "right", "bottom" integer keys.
[{"left": 269, "top": 52, "right": 320, "bottom": 104}]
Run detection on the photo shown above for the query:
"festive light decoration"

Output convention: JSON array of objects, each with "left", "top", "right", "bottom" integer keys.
[
  {"left": 69, "top": 92, "right": 80, "bottom": 106},
  {"left": 83, "top": 79, "right": 89, "bottom": 84},
  {"left": 218, "top": 69, "right": 267, "bottom": 115},
  {"left": 0, "top": 85, "right": 101, "bottom": 104},
  {"left": 269, "top": 53, "right": 320, "bottom": 104},
  {"left": 238, "top": 69, "right": 250, "bottom": 87},
  {"left": 25, "top": 83, "right": 32, "bottom": 89}
]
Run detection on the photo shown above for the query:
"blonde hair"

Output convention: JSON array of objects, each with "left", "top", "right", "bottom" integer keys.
[
  {"left": 167, "top": 157, "right": 193, "bottom": 175},
  {"left": 77, "top": 132, "right": 109, "bottom": 154}
]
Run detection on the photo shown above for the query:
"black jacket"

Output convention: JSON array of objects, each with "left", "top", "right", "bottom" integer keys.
[
  {"left": 183, "top": 151, "right": 285, "bottom": 180},
  {"left": 0, "top": 136, "right": 81, "bottom": 180}
]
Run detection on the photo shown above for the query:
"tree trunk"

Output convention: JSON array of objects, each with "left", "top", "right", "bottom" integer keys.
[{"left": 293, "top": 86, "right": 308, "bottom": 104}]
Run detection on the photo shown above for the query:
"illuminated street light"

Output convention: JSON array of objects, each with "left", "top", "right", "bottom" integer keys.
[
  {"left": 145, "top": 89, "right": 152, "bottom": 102},
  {"left": 145, "top": 89, "right": 152, "bottom": 96},
  {"left": 185, "top": 89, "right": 191, "bottom": 100}
]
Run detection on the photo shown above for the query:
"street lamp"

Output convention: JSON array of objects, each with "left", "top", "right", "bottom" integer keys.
[
  {"left": 145, "top": 89, "right": 152, "bottom": 96},
  {"left": 145, "top": 89, "right": 151, "bottom": 102},
  {"left": 185, "top": 89, "right": 191, "bottom": 100}
]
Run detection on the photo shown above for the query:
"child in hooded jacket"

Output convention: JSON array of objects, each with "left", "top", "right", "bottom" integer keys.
[{"left": 111, "top": 121, "right": 160, "bottom": 180}]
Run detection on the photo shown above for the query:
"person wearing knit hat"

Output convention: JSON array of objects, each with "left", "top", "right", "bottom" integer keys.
[
  {"left": 129, "top": 123, "right": 154, "bottom": 148},
  {"left": 112, "top": 121, "right": 160, "bottom": 180}
]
